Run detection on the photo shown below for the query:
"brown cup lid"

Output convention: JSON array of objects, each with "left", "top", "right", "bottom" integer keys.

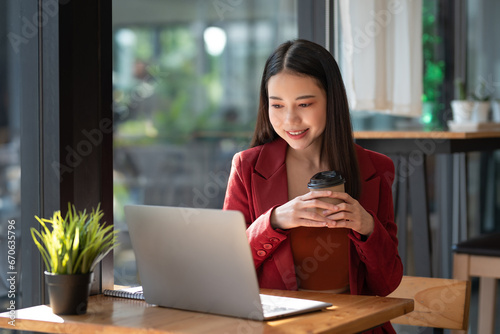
[{"left": 307, "top": 171, "right": 345, "bottom": 189}]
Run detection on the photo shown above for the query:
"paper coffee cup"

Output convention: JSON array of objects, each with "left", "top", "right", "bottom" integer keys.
[{"left": 307, "top": 171, "right": 345, "bottom": 212}]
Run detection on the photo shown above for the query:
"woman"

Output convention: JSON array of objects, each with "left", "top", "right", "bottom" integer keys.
[{"left": 223, "top": 39, "right": 402, "bottom": 333}]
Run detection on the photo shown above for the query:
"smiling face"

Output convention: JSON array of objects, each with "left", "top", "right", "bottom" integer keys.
[{"left": 267, "top": 71, "right": 327, "bottom": 152}]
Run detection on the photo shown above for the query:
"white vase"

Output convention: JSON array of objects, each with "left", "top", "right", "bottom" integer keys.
[
  {"left": 492, "top": 100, "right": 500, "bottom": 122},
  {"left": 451, "top": 100, "right": 474, "bottom": 123},
  {"left": 473, "top": 101, "right": 491, "bottom": 122}
]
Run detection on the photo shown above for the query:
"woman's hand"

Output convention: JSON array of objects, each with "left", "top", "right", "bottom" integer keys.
[
  {"left": 270, "top": 190, "right": 339, "bottom": 230},
  {"left": 322, "top": 192, "right": 374, "bottom": 236},
  {"left": 270, "top": 191, "right": 374, "bottom": 237}
]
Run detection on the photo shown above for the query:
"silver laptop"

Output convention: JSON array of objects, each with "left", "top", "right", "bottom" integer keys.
[{"left": 124, "top": 204, "right": 332, "bottom": 321}]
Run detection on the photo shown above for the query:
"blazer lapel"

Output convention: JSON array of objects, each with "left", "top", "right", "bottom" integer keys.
[
  {"left": 251, "top": 139, "right": 298, "bottom": 290},
  {"left": 356, "top": 145, "right": 380, "bottom": 215},
  {"left": 252, "top": 139, "right": 289, "bottom": 217}
]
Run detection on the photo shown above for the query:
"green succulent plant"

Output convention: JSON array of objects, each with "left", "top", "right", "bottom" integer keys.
[
  {"left": 31, "top": 203, "right": 118, "bottom": 275},
  {"left": 454, "top": 79, "right": 467, "bottom": 100},
  {"left": 471, "top": 81, "right": 491, "bottom": 102}
]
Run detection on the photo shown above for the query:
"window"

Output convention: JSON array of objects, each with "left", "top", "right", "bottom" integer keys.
[
  {"left": 344, "top": 0, "right": 447, "bottom": 131},
  {"left": 0, "top": 0, "right": 22, "bottom": 313},
  {"left": 467, "top": 0, "right": 500, "bottom": 104},
  {"left": 466, "top": 0, "right": 500, "bottom": 233},
  {"left": 0, "top": 0, "right": 113, "bottom": 310},
  {"left": 112, "top": 0, "right": 298, "bottom": 286}
]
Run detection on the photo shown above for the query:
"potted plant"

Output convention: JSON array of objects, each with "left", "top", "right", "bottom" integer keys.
[
  {"left": 471, "top": 80, "right": 491, "bottom": 122},
  {"left": 31, "top": 203, "right": 118, "bottom": 315},
  {"left": 450, "top": 79, "right": 474, "bottom": 123}
]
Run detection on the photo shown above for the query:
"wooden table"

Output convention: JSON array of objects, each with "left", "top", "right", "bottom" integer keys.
[
  {"left": 354, "top": 131, "right": 500, "bottom": 278},
  {"left": 0, "top": 289, "right": 414, "bottom": 334}
]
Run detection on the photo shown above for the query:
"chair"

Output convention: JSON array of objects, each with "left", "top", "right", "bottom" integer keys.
[
  {"left": 453, "top": 232, "right": 500, "bottom": 334},
  {"left": 388, "top": 276, "right": 471, "bottom": 332}
]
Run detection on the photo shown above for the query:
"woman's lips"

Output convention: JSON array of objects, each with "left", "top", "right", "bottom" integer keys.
[{"left": 286, "top": 129, "right": 308, "bottom": 139}]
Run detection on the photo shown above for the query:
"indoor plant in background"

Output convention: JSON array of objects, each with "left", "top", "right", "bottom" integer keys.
[
  {"left": 450, "top": 78, "right": 474, "bottom": 123},
  {"left": 471, "top": 80, "right": 491, "bottom": 122},
  {"left": 31, "top": 203, "right": 118, "bottom": 315}
]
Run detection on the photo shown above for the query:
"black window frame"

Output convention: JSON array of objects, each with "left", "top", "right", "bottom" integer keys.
[{"left": 19, "top": 0, "right": 113, "bottom": 307}]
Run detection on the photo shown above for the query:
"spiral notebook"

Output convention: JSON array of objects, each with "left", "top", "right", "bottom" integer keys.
[{"left": 103, "top": 286, "right": 144, "bottom": 300}]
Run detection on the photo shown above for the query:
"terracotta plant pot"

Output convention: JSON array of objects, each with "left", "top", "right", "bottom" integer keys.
[{"left": 45, "top": 271, "right": 94, "bottom": 315}]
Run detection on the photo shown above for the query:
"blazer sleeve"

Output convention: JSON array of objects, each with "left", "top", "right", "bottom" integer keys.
[
  {"left": 350, "top": 155, "right": 403, "bottom": 296},
  {"left": 223, "top": 152, "right": 289, "bottom": 269}
]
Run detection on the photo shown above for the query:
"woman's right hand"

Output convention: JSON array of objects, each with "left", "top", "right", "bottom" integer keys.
[{"left": 270, "top": 190, "right": 335, "bottom": 230}]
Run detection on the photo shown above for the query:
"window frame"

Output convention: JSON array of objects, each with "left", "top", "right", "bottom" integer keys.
[
  {"left": 19, "top": 0, "right": 113, "bottom": 307},
  {"left": 18, "top": 0, "right": 44, "bottom": 308}
]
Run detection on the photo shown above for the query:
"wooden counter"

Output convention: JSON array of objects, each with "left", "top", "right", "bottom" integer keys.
[{"left": 0, "top": 289, "right": 413, "bottom": 334}]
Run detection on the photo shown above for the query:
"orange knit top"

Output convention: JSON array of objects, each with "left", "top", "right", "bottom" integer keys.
[{"left": 290, "top": 227, "right": 350, "bottom": 291}]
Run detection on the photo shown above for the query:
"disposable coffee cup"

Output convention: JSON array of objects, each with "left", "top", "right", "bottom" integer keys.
[{"left": 307, "top": 171, "right": 345, "bottom": 212}]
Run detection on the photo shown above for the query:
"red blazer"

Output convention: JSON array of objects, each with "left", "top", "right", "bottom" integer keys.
[{"left": 223, "top": 138, "right": 403, "bottom": 333}]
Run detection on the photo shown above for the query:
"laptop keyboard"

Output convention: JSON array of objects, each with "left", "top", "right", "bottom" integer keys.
[
  {"left": 259, "top": 293, "right": 331, "bottom": 318},
  {"left": 262, "top": 303, "right": 296, "bottom": 314}
]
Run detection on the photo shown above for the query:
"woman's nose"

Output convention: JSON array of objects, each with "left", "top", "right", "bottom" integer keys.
[{"left": 284, "top": 106, "right": 300, "bottom": 124}]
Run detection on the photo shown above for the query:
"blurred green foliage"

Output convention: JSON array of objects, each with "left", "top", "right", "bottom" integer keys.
[
  {"left": 113, "top": 26, "right": 232, "bottom": 146},
  {"left": 422, "top": 0, "right": 445, "bottom": 129}
]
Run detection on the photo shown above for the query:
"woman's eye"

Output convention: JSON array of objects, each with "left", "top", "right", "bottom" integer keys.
[
  {"left": 299, "top": 103, "right": 311, "bottom": 107},
  {"left": 271, "top": 104, "right": 283, "bottom": 109}
]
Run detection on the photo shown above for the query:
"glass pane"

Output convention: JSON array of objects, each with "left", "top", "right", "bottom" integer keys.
[
  {"left": 0, "top": 0, "right": 22, "bottom": 314},
  {"left": 467, "top": 0, "right": 500, "bottom": 104},
  {"left": 466, "top": 0, "right": 500, "bottom": 234},
  {"left": 112, "top": 0, "right": 297, "bottom": 286},
  {"left": 340, "top": 1, "right": 445, "bottom": 131}
]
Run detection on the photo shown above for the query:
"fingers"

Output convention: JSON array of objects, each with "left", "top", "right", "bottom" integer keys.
[
  {"left": 305, "top": 190, "right": 353, "bottom": 204},
  {"left": 303, "top": 219, "right": 328, "bottom": 228},
  {"left": 274, "top": 192, "right": 359, "bottom": 230},
  {"left": 297, "top": 192, "right": 340, "bottom": 213},
  {"left": 325, "top": 206, "right": 374, "bottom": 236},
  {"left": 302, "top": 190, "right": 334, "bottom": 200},
  {"left": 301, "top": 192, "right": 374, "bottom": 235},
  {"left": 324, "top": 191, "right": 354, "bottom": 203},
  {"left": 325, "top": 219, "right": 348, "bottom": 228},
  {"left": 272, "top": 199, "right": 333, "bottom": 229},
  {"left": 322, "top": 202, "right": 357, "bottom": 228},
  {"left": 301, "top": 208, "right": 336, "bottom": 227},
  {"left": 308, "top": 191, "right": 354, "bottom": 214},
  {"left": 325, "top": 212, "right": 351, "bottom": 226}
]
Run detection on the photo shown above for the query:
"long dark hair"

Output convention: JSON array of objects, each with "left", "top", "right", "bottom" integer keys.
[{"left": 250, "top": 39, "right": 361, "bottom": 199}]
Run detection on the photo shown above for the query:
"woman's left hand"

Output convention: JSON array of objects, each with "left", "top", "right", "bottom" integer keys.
[{"left": 322, "top": 192, "right": 374, "bottom": 236}]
